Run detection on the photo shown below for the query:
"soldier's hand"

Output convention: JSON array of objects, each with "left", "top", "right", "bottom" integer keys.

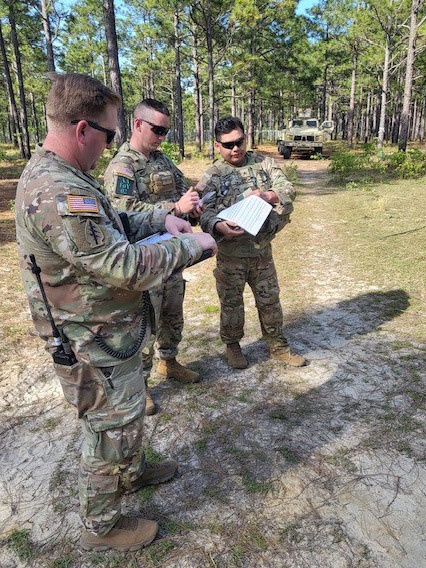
[
  {"left": 165, "top": 215, "right": 193, "bottom": 236},
  {"left": 215, "top": 221, "right": 245, "bottom": 238},
  {"left": 190, "top": 204, "right": 205, "bottom": 219},
  {"left": 176, "top": 187, "right": 200, "bottom": 215},
  {"left": 251, "top": 189, "right": 278, "bottom": 204},
  {"left": 193, "top": 232, "right": 218, "bottom": 256}
]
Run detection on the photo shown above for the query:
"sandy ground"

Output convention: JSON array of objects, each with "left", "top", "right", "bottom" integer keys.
[{"left": 0, "top": 150, "right": 425, "bottom": 567}]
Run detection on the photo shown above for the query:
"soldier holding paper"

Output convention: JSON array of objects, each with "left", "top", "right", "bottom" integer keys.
[
  {"left": 198, "top": 116, "right": 306, "bottom": 369},
  {"left": 104, "top": 99, "right": 202, "bottom": 414}
]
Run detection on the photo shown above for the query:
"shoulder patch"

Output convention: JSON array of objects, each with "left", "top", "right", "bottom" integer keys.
[
  {"left": 114, "top": 164, "right": 134, "bottom": 179},
  {"left": 67, "top": 195, "right": 99, "bottom": 213},
  {"left": 113, "top": 164, "right": 135, "bottom": 196}
]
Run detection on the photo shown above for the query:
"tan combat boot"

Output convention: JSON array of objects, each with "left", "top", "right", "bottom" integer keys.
[
  {"left": 79, "top": 516, "right": 158, "bottom": 552},
  {"left": 226, "top": 343, "right": 248, "bottom": 369},
  {"left": 145, "top": 388, "right": 157, "bottom": 416},
  {"left": 268, "top": 344, "right": 306, "bottom": 367},
  {"left": 157, "top": 358, "right": 200, "bottom": 383},
  {"left": 129, "top": 459, "right": 178, "bottom": 493}
]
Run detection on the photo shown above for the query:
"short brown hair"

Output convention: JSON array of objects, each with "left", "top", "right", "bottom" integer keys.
[
  {"left": 135, "top": 98, "right": 170, "bottom": 118},
  {"left": 46, "top": 72, "right": 121, "bottom": 126}
]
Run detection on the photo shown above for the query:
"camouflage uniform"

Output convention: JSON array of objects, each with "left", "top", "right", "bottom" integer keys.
[
  {"left": 198, "top": 151, "right": 295, "bottom": 347},
  {"left": 15, "top": 146, "right": 203, "bottom": 536},
  {"left": 104, "top": 143, "right": 188, "bottom": 362}
]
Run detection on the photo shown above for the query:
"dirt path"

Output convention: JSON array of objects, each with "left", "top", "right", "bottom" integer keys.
[{"left": 0, "top": 151, "right": 425, "bottom": 567}]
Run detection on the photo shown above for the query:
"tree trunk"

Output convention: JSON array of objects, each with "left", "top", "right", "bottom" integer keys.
[
  {"left": 30, "top": 92, "right": 41, "bottom": 143},
  {"left": 8, "top": 0, "right": 31, "bottom": 158},
  {"left": 257, "top": 100, "right": 263, "bottom": 145},
  {"left": 347, "top": 49, "right": 357, "bottom": 148},
  {"left": 231, "top": 77, "right": 237, "bottom": 117},
  {"left": 377, "top": 37, "right": 390, "bottom": 150},
  {"left": 191, "top": 21, "right": 201, "bottom": 153},
  {"left": 398, "top": 0, "right": 422, "bottom": 151},
  {"left": 207, "top": 15, "right": 215, "bottom": 161},
  {"left": 173, "top": 11, "right": 184, "bottom": 160},
  {"left": 102, "top": 0, "right": 126, "bottom": 146},
  {"left": 248, "top": 89, "right": 255, "bottom": 148},
  {"left": 0, "top": 19, "right": 22, "bottom": 152},
  {"left": 41, "top": 0, "right": 55, "bottom": 72}
]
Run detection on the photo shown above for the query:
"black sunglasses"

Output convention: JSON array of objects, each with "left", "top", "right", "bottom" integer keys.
[
  {"left": 218, "top": 136, "right": 245, "bottom": 150},
  {"left": 141, "top": 119, "right": 169, "bottom": 137},
  {"left": 71, "top": 119, "right": 116, "bottom": 144}
]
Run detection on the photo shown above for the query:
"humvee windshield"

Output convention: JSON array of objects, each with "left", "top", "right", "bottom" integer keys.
[{"left": 290, "top": 119, "right": 319, "bottom": 128}]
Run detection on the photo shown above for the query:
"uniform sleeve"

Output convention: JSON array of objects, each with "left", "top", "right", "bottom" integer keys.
[
  {"left": 198, "top": 169, "right": 225, "bottom": 238},
  {"left": 263, "top": 157, "right": 295, "bottom": 215},
  {"left": 25, "top": 187, "right": 203, "bottom": 292},
  {"left": 104, "top": 156, "right": 157, "bottom": 214}
]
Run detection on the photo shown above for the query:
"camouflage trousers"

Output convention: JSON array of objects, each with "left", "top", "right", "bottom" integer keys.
[
  {"left": 75, "top": 355, "right": 147, "bottom": 536},
  {"left": 143, "top": 272, "right": 185, "bottom": 366},
  {"left": 214, "top": 246, "right": 287, "bottom": 346}
]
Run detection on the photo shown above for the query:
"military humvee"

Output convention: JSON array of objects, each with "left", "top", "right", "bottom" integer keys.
[{"left": 277, "top": 117, "right": 334, "bottom": 159}]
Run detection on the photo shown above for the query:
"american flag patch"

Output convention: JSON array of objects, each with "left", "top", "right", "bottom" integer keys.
[
  {"left": 114, "top": 164, "right": 134, "bottom": 179},
  {"left": 67, "top": 195, "right": 99, "bottom": 213}
]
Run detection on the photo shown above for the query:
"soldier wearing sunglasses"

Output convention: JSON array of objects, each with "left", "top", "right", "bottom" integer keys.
[
  {"left": 198, "top": 116, "right": 306, "bottom": 370},
  {"left": 15, "top": 73, "right": 216, "bottom": 553},
  {"left": 104, "top": 99, "right": 202, "bottom": 412}
]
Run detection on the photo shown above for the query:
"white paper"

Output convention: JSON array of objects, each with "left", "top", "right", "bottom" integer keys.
[
  {"left": 217, "top": 195, "right": 272, "bottom": 236},
  {"left": 136, "top": 232, "right": 174, "bottom": 245}
]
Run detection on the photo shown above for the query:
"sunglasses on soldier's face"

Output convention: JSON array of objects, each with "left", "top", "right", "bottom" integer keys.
[
  {"left": 71, "top": 119, "right": 116, "bottom": 144},
  {"left": 140, "top": 119, "right": 169, "bottom": 137},
  {"left": 218, "top": 136, "right": 245, "bottom": 150}
]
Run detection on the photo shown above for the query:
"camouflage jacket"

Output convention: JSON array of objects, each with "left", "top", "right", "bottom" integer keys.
[
  {"left": 198, "top": 152, "right": 295, "bottom": 257},
  {"left": 103, "top": 142, "right": 187, "bottom": 215},
  {"left": 15, "top": 146, "right": 203, "bottom": 367}
]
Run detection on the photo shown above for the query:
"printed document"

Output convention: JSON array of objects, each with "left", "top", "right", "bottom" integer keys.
[
  {"left": 217, "top": 195, "right": 272, "bottom": 236},
  {"left": 136, "top": 232, "right": 174, "bottom": 245}
]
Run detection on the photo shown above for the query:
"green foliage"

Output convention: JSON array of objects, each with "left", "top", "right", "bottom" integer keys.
[
  {"left": 160, "top": 142, "right": 180, "bottom": 164},
  {"left": 204, "top": 305, "right": 219, "bottom": 313},
  {"left": 283, "top": 161, "right": 298, "bottom": 182},
  {"left": 329, "top": 149, "right": 366, "bottom": 178},
  {"left": 329, "top": 147, "right": 426, "bottom": 183},
  {"left": 386, "top": 149, "right": 426, "bottom": 178},
  {"left": 6, "top": 529, "right": 33, "bottom": 561}
]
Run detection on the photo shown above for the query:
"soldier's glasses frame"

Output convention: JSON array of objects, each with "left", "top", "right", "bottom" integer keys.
[
  {"left": 71, "top": 119, "right": 116, "bottom": 144},
  {"left": 140, "top": 119, "right": 169, "bottom": 137},
  {"left": 217, "top": 136, "right": 245, "bottom": 150}
]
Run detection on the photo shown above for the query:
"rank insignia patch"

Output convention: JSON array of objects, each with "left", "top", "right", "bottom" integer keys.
[{"left": 67, "top": 195, "right": 99, "bottom": 213}]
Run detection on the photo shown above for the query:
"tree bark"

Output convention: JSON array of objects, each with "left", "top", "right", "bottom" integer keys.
[
  {"left": 377, "top": 36, "right": 390, "bottom": 150},
  {"left": 102, "top": 0, "right": 126, "bottom": 146},
  {"left": 231, "top": 77, "right": 236, "bottom": 117},
  {"left": 41, "top": 0, "right": 55, "bottom": 72},
  {"left": 347, "top": 49, "right": 357, "bottom": 148},
  {"left": 173, "top": 11, "right": 184, "bottom": 160},
  {"left": 207, "top": 21, "right": 215, "bottom": 161},
  {"left": 0, "top": 19, "right": 22, "bottom": 151},
  {"left": 191, "top": 20, "right": 202, "bottom": 154},
  {"left": 398, "top": 0, "right": 423, "bottom": 151},
  {"left": 7, "top": 0, "right": 31, "bottom": 158}
]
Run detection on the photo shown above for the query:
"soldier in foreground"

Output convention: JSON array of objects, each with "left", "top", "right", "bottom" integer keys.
[
  {"left": 198, "top": 116, "right": 306, "bottom": 369},
  {"left": 104, "top": 99, "right": 202, "bottom": 414},
  {"left": 15, "top": 73, "right": 216, "bottom": 552}
]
